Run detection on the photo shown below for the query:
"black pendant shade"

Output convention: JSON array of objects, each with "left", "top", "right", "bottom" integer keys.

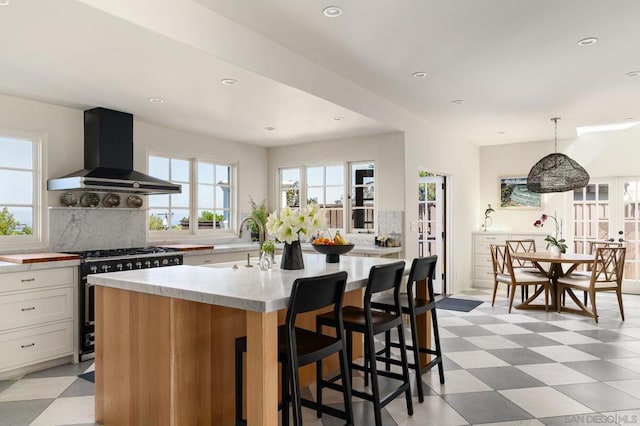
[
  {"left": 526, "top": 153, "right": 590, "bottom": 193},
  {"left": 526, "top": 117, "right": 590, "bottom": 194}
]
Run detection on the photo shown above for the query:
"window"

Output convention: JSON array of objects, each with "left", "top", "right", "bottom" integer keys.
[
  {"left": 277, "top": 162, "right": 374, "bottom": 233},
  {"left": 148, "top": 154, "right": 235, "bottom": 235},
  {"left": 0, "top": 128, "right": 44, "bottom": 247}
]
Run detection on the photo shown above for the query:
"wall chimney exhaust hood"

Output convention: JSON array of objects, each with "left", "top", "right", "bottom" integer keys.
[{"left": 47, "top": 107, "right": 181, "bottom": 195}]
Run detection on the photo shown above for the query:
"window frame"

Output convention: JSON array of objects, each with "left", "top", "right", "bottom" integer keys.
[
  {"left": 147, "top": 151, "right": 237, "bottom": 240},
  {"left": 276, "top": 160, "right": 375, "bottom": 234},
  {"left": 0, "top": 126, "right": 46, "bottom": 250}
]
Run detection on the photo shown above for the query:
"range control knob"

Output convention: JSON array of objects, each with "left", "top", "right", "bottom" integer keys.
[
  {"left": 173, "top": 258, "right": 181, "bottom": 265},
  {"left": 144, "top": 260, "right": 151, "bottom": 268},
  {"left": 162, "top": 258, "right": 169, "bottom": 266},
  {"left": 153, "top": 260, "right": 160, "bottom": 267},
  {"left": 135, "top": 262, "right": 142, "bottom": 269},
  {"left": 126, "top": 262, "right": 133, "bottom": 270},
  {"left": 101, "top": 265, "right": 111, "bottom": 272},
  {"left": 90, "top": 266, "right": 98, "bottom": 273},
  {"left": 116, "top": 264, "right": 123, "bottom": 271}
]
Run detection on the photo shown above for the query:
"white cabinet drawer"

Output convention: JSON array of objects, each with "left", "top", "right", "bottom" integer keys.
[
  {"left": 474, "top": 265, "right": 494, "bottom": 280},
  {"left": 0, "top": 287, "right": 74, "bottom": 332},
  {"left": 474, "top": 234, "right": 503, "bottom": 244},
  {"left": 0, "top": 321, "right": 74, "bottom": 372},
  {"left": 475, "top": 254, "right": 493, "bottom": 268},
  {"left": 0, "top": 268, "right": 75, "bottom": 293}
]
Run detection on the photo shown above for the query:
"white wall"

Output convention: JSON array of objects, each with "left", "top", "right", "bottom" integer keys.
[
  {"left": 0, "top": 93, "right": 269, "bottom": 247},
  {"left": 479, "top": 124, "right": 640, "bottom": 233},
  {"left": 267, "top": 132, "right": 404, "bottom": 212}
]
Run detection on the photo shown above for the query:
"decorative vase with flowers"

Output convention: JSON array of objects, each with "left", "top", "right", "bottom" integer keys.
[
  {"left": 534, "top": 211, "right": 567, "bottom": 254},
  {"left": 266, "top": 203, "right": 326, "bottom": 270}
]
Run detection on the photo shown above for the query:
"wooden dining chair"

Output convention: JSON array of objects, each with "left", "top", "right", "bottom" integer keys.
[
  {"left": 556, "top": 246, "right": 626, "bottom": 323},
  {"left": 505, "top": 239, "right": 546, "bottom": 301},
  {"left": 569, "top": 241, "right": 624, "bottom": 306},
  {"left": 490, "top": 244, "right": 550, "bottom": 312}
]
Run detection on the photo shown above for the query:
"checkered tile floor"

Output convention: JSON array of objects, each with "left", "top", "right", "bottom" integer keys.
[{"left": 3, "top": 288, "right": 640, "bottom": 425}]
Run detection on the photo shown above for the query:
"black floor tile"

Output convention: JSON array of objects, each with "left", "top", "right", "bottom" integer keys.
[
  {"left": 442, "top": 391, "right": 532, "bottom": 424},
  {"left": 467, "top": 366, "right": 546, "bottom": 390},
  {"left": 488, "top": 348, "right": 556, "bottom": 365},
  {"left": 0, "top": 399, "right": 54, "bottom": 426}
]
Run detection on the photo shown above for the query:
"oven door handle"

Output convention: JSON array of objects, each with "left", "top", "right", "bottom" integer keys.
[{"left": 85, "top": 282, "right": 95, "bottom": 326}]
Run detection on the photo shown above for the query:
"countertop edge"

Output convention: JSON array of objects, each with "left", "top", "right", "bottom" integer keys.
[{"left": 0, "top": 259, "right": 81, "bottom": 273}]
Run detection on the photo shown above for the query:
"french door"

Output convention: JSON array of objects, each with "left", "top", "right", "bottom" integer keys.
[
  {"left": 571, "top": 178, "right": 640, "bottom": 293},
  {"left": 417, "top": 175, "right": 445, "bottom": 294}
]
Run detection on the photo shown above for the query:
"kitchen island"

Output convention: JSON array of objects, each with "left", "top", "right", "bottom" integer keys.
[{"left": 89, "top": 254, "right": 430, "bottom": 425}]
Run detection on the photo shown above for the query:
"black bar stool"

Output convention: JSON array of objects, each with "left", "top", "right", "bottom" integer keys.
[
  {"left": 235, "top": 271, "right": 353, "bottom": 426},
  {"left": 370, "top": 256, "right": 444, "bottom": 402},
  {"left": 318, "top": 261, "right": 413, "bottom": 426}
]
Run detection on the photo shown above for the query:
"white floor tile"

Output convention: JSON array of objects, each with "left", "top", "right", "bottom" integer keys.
[
  {"left": 516, "top": 363, "right": 597, "bottom": 386},
  {"left": 539, "top": 331, "right": 600, "bottom": 345},
  {"left": 386, "top": 395, "right": 469, "bottom": 425},
  {"left": 30, "top": 396, "right": 95, "bottom": 425},
  {"left": 492, "top": 314, "right": 541, "bottom": 324},
  {"left": 424, "top": 369, "right": 492, "bottom": 395},
  {"left": 616, "top": 328, "right": 640, "bottom": 339},
  {"left": 499, "top": 387, "right": 593, "bottom": 418},
  {"left": 464, "top": 335, "right": 522, "bottom": 350},
  {"left": 445, "top": 350, "right": 509, "bottom": 369},
  {"left": 605, "top": 379, "right": 640, "bottom": 399},
  {"left": 479, "top": 323, "right": 532, "bottom": 335},
  {"left": 546, "top": 320, "right": 601, "bottom": 331},
  {"left": 529, "top": 345, "right": 598, "bottom": 362},
  {"left": 438, "top": 317, "right": 475, "bottom": 327},
  {"left": 475, "top": 420, "right": 545, "bottom": 426},
  {"left": 609, "top": 357, "right": 640, "bottom": 374},
  {"left": 0, "top": 377, "right": 76, "bottom": 402}
]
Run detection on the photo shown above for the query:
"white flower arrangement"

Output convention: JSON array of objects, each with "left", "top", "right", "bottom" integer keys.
[{"left": 265, "top": 204, "right": 326, "bottom": 244}]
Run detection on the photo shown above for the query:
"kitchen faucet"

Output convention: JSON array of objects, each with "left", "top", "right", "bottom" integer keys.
[{"left": 238, "top": 217, "right": 265, "bottom": 253}]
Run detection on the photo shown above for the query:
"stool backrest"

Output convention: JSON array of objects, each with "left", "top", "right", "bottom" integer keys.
[
  {"left": 286, "top": 271, "right": 348, "bottom": 326},
  {"left": 363, "top": 261, "right": 406, "bottom": 315},
  {"left": 406, "top": 256, "right": 438, "bottom": 301}
]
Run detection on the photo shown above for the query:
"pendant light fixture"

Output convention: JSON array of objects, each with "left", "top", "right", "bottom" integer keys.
[{"left": 526, "top": 117, "right": 590, "bottom": 193}]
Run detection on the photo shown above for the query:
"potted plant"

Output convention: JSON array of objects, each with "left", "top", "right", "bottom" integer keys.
[
  {"left": 247, "top": 196, "right": 267, "bottom": 241},
  {"left": 534, "top": 212, "right": 567, "bottom": 254}
]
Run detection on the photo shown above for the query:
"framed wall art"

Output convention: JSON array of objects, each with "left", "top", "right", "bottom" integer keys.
[{"left": 499, "top": 176, "right": 542, "bottom": 209}]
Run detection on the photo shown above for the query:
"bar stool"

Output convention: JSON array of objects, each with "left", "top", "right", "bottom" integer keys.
[
  {"left": 370, "top": 256, "right": 444, "bottom": 403},
  {"left": 317, "top": 261, "right": 413, "bottom": 426},
  {"left": 235, "top": 271, "right": 353, "bottom": 426}
]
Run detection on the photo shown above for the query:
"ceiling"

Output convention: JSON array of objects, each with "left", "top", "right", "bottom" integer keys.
[{"left": 1, "top": 1, "right": 639, "bottom": 147}]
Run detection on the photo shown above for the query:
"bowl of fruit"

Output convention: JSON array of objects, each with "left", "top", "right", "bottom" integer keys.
[{"left": 312, "top": 232, "right": 354, "bottom": 263}]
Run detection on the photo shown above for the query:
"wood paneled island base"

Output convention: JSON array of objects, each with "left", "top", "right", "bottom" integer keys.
[
  {"left": 95, "top": 285, "right": 365, "bottom": 425},
  {"left": 90, "top": 256, "right": 430, "bottom": 425}
]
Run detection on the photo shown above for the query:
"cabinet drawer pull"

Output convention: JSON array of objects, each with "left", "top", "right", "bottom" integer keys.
[
  {"left": 21, "top": 343, "right": 35, "bottom": 348},
  {"left": 21, "top": 306, "right": 36, "bottom": 311},
  {"left": 21, "top": 278, "right": 36, "bottom": 282},
  {"left": 203, "top": 260, "right": 212, "bottom": 263}
]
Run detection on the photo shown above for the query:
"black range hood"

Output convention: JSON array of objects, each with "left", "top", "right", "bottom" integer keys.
[{"left": 47, "top": 107, "right": 181, "bottom": 195}]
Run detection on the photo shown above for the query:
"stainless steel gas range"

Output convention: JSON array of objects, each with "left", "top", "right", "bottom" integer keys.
[{"left": 68, "top": 247, "right": 184, "bottom": 361}]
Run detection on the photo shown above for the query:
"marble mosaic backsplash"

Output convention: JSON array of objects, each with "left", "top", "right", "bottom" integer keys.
[{"left": 49, "top": 207, "right": 147, "bottom": 251}]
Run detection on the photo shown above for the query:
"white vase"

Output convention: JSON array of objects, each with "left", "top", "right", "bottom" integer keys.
[{"left": 549, "top": 245, "right": 561, "bottom": 256}]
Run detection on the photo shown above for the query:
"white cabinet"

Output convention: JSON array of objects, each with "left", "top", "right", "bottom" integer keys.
[
  {"left": 0, "top": 266, "right": 77, "bottom": 378},
  {"left": 472, "top": 232, "right": 546, "bottom": 288},
  {"left": 183, "top": 250, "right": 260, "bottom": 266}
]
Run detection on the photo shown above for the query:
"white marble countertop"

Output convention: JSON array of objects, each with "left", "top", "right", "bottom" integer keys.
[
  {"left": 178, "top": 242, "right": 402, "bottom": 257},
  {"left": 88, "top": 253, "right": 408, "bottom": 313},
  {"left": 0, "top": 259, "right": 80, "bottom": 274}
]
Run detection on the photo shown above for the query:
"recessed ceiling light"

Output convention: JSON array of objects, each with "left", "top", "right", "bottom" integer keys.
[
  {"left": 323, "top": 6, "right": 342, "bottom": 17},
  {"left": 332, "top": 116, "right": 343, "bottom": 121},
  {"left": 451, "top": 99, "right": 464, "bottom": 105},
  {"left": 577, "top": 37, "right": 598, "bottom": 46},
  {"left": 412, "top": 72, "right": 427, "bottom": 79},
  {"left": 221, "top": 78, "right": 238, "bottom": 86},
  {"left": 265, "top": 126, "right": 275, "bottom": 131},
  {"left": 0, "top": 1, "right": 10, "bottom": 6},
  {"left": 148, "top": 97, "right": 165, "bottom": 103},
  {"left": 626, "top": 71, "right": 640, "bottom": 77}
]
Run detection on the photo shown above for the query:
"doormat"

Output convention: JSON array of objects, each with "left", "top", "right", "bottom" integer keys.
[
  {"left": 436, "top": 297, "right": 483, "bottom": 312},
  {"left": 78, "top": 371, "right": 95, "bottom": 383}
]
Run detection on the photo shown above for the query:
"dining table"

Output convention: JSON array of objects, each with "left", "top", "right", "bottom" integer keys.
[{"left": 510, "top": 251, "right": 595, "bottom": 315}]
